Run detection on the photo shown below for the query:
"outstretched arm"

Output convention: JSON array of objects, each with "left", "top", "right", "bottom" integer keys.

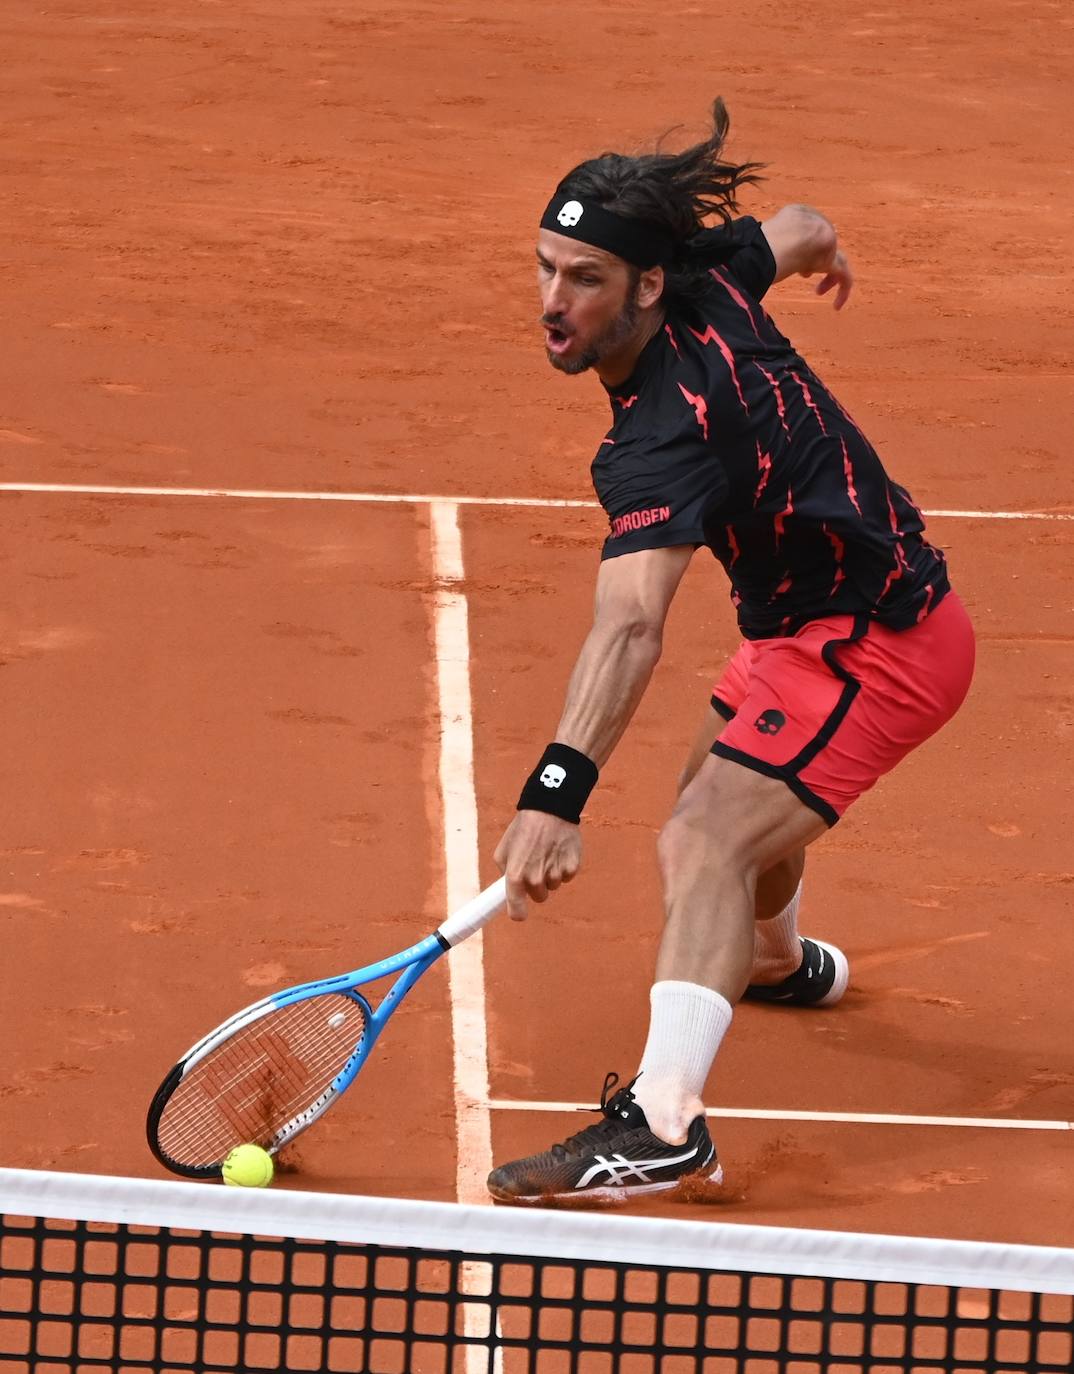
[
  {"left": 763, "top": 204, "right": 854, "bottom": 309},
  {"left": 494, "top": 544, "right": 694, "bottom": 918}
]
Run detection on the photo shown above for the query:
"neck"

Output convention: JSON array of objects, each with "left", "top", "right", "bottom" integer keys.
[{"left": 595, "top": 307, "right": 666, "bottom": 388}]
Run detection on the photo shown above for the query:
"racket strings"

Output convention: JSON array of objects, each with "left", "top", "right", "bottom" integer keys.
[{"left": 156, "top": 993, "right": 367, "bottom": 1167}]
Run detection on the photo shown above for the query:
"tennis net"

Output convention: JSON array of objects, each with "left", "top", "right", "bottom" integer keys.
[{"left": 1, "top": 1167, "right": 1071, "bottom": 1372}]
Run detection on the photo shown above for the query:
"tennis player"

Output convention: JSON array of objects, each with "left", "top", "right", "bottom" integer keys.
[{"left": 488, "top": 99, "right": 975, "bottom": 1205}]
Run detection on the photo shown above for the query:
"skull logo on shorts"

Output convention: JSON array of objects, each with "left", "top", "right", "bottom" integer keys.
[{"left": 754, "top": 709, "right": 786, "bottom": 736}]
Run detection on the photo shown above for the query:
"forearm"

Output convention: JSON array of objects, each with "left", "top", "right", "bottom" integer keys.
[{"left": 554, "top": 619, "right": 662, "bottom": 767}]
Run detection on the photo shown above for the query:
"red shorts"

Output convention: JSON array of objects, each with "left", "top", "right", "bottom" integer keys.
[{"left": 711, "top": 592, "right": 975, "bottom": 824}]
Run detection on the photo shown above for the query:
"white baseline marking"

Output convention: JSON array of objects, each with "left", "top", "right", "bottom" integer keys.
[
  {"left": 1, "top": 482, "right": 1073, "bottom": 521},
  {"left": 487, "top": 1099, "right": 1074, "bottom": 1131},
  {"left": 429, "top": 502, "right": 494, "bottom": 1209},
  {"left": 0, "top": 482, "right": 594, "bottom": 510}
]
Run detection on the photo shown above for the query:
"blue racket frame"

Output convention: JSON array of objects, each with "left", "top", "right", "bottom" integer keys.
[{"left": 147, "top": 880, "right": 506, "bottom": 1179}]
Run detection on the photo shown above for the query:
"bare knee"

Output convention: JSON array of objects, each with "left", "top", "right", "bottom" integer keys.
[
  {"left": 656, "top": 795, "right": 755, "bottom": 892},
  {"left": 656, "top": 810, "right": 685, "bottom": 883}
]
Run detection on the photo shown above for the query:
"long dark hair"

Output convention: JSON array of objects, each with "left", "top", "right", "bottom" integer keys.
[{"left": 553, "top": 99, "right": 764, "bottom": 305}]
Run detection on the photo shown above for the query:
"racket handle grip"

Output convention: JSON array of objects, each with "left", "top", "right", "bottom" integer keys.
[{"left": 436, "top": 877, "right": 507, "bottom": 947}]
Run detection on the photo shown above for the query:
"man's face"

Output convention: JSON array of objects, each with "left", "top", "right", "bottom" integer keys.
[{"left": 536, "top": 229, "right": 639, "bottom": 376}]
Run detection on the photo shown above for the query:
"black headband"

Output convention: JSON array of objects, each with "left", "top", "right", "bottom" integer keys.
[{"left": 540, "top": 195, "right": 675, "bottom": 269}]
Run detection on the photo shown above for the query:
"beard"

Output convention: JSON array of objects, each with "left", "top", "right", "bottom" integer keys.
[{"left": 545, "top": 291, "right": 640, "bottom": 375}]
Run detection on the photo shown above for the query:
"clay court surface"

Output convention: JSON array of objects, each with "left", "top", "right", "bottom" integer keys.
[{"left": 2, "top": 0, "right": 1072, "bottom": 1247}]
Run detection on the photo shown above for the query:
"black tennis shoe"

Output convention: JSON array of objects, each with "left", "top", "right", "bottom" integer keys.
[
  {"left": 487, "top": 1073, "right": 721, "bottom": 1206},
  {"left": 744, "top": 937, "right": 849, "bottom": 1007}
]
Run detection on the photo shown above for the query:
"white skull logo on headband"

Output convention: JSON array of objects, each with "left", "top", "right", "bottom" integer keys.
[{"left": 557, "top": 201, "right": 584, "bottom": 228}]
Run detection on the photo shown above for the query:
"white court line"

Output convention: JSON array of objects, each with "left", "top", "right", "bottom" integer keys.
[
  {"left": 428, "top": 501, "right": 494, "bottom": 1210},
  {"left": 487, "top": 1099, "right": 1074, "bottom": 1132},
  {"left": 1, "top": 481, "right": 1073, "bottom": 521},
  {"left": 430, "top": 502, "right": 504, "bottom": 1372},
  {"left": 0, "top": 481, "right": 594, "bottom": 510}
]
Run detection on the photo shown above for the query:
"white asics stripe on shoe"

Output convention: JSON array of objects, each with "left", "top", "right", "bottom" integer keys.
[{"left": 575, "top": 1144, "right": 704, "bottom": 1190}]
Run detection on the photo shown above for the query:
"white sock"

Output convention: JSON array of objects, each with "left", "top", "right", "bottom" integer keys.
[
  {"left": 631, "top": 980, "right": 733, "bottom": 1144},
  {"left": 751, "top": 879, "right": 804, "bottom": 983}
]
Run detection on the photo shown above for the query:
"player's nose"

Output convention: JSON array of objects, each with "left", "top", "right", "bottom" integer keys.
[{"left": 540, "top": 273, "right": 570, "bottom": 317}]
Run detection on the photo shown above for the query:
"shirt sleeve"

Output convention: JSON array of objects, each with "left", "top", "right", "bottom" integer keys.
[
  {"left": 594, "top": 439, "right": 730, "bottom": 561},
  {"left": 687, "top": 216, "right": 777, "bottom": 301}
]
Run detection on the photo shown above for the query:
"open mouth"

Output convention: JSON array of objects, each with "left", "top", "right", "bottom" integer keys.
[{"left": 544, "top": 325, "right": 572, "bottom": 355}]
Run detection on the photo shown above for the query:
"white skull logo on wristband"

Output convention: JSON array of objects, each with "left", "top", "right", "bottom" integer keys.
[{"left": 518, "top": 743, "right": 598, "bottom": 823}]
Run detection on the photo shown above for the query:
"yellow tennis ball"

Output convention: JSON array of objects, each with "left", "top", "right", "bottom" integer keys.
[{"left": 222, "top": 1144, "right": 275, "bottom": 1188}]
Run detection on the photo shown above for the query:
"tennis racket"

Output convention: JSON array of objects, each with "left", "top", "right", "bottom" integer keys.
[{"left": 147, "top": 878, "right": 507, "bottom": 1178}]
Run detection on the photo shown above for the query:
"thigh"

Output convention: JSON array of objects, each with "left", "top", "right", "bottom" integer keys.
[{"left": 671, "top": 749, "right": 828, "bottom": 876}]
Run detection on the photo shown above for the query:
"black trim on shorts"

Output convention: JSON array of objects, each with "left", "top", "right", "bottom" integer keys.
[
  {"left": 707, "top": 612, "right": 872, "bottom": 828},
  {"left": 710, "top": 693, "right": 736, "bottom": 722},
  {"left": 710, "top": 743, "right": 840, "bottom": 826},
  {"left": 783, "top": 612, "right": 869, "bottom": 774}
]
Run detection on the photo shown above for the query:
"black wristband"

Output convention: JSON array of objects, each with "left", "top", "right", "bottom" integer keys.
[{"left": 517, "top": 743, "right": 599, "bottom": 824}]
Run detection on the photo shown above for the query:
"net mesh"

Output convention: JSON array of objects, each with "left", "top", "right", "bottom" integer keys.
[
  {"left": 154, "top": 993, "right": 367, "bottom": 1166},
  {"left": 2, "top": 1171, "right": 1072, "bottom": 1374}
]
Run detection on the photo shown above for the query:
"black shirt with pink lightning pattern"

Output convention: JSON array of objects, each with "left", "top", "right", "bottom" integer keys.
[{"left": 593, "top": 216, "right": 950, "bottom": 640}]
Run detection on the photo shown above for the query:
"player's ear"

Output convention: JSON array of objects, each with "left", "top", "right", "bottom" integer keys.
[{"left": 637, "top": 265, "right": 664, "bottom": 310}]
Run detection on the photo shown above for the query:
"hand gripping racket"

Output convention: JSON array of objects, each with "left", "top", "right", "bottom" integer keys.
[{"left": 147, "top": 878, "right": 506, "bottom": 1178}]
